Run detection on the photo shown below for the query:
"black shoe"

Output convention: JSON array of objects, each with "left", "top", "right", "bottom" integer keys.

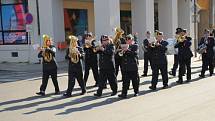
[
  {"left": 210, "top": 73, "right": 213, "bottom": 76},
  {"left": 199, "top": 74, "right": 205, "bottom": 78},
  {"left": 149, "top": 86, "right": 156, "bottom": 90},
  {"left": 80, "top": 90, "right": 86, "bottom": 95},
  {"left": 111, "top": 91, "right": 117, "bottom": 96},
  {"left": 186, "top": 79, "right": 191, "bottom": 83},
  {"left": 169, "top": 72, "right": 176, "bottom": 76},
  {"left": 134, "top": 93, "right": 139, "bottom": 97},
  {"left": 141, "top": 74, "right": 147, "bottom": 77},
  {"left": 176, "top": 80, "right": 183, "bottom": 84},
  {"left": 63, "top": 93, "right": 72, "bottom": 97},
  {"left": 54, "top": 91, "right": 60, "bottom": 95},
  {"left": 94, "top": 93, "right": 102, "bottom": 97},
  {"left": 36, "top": 92, "right": 45, "bottom": 96},
  {"left": 162, "top": 85, "right": 168, "bottom": 89},
  {"left": 118, "top": 94, "right": 127, "bottom": 99}
]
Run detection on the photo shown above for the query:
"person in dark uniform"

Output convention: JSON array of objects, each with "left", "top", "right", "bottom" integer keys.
[
  {"left": 169, "top": 28, "right": 183, "bottom": 76},
  {"left": 83, "top": 32, "right": 99, "bottom": 87},
  {"left": 199, "top": 29, "right": 215, "bottom": 77},
  {"left": 175, "top": 29, "right": 193, "bottom": 84},
  {"left": 141, "top": 31, "right": 151, "bottom": 77},
  {"left": 118, "top": 35, "right": 139, "bottom": 98},
  {"left": 149, "top": 31, "right": 169, "bottom": 90},
  {"left": 94, "top": 35, "right": 118, "bottom": 97},
  {"left": 115, "top": 38, "right": 124, "bottom": 81},
  {"left": 36, "top": 35, "right": 60, "bottom": 96},
  {"left": 63, "top": 36, "right": 86, "bottom": 97}
]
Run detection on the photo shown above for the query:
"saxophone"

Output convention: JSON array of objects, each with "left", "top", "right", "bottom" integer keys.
[
  {"left": 42, "top": 34, "right": 53, "bottom": 62},
  {"left": 68, "top": 35, "right": 80, "bottom": 63}
]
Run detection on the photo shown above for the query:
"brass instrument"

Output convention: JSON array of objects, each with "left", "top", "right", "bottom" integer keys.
[
  {"left": 113, "top": 27, "right": 124, "bottom": 50},
  {"left": 118, "top": 44, "right": 129, "bottom": 56},
  {"left": 68, "top": 35, "right": 80, "bottom": 63},
  {"left": 42, "top": 34, "right": 53, "bottom": 62},
  {"left": 176, "top": 35, "right": 186, "bottom": 43}
]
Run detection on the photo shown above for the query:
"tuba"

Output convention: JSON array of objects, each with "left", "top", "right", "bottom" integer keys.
[
  {"left": 113, "top": 27, "right": 124, "bottom": 50},
  {"left": 42, "top": 34, "right": 53, "bottom": 62},
  {"left": 68, "top": 35, "right": 80, "bottom": 63}
]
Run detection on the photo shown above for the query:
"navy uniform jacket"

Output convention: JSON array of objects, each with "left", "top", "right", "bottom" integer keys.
[
  {"left": 175, "top": 37, "right": 193, "bottom": 60},
  {"left": 98, "top": 44, "right": 115, "bottom": 71},
  {"left": 149, "top": 40, "right": 168, "bottom": 65},
  {"left": 198, "top": 36, "right": 215, "bottom": 58},
  {"left": 84, "top": 40, "right": 98, "bottom": 64},
  {"left": 65, "top": 47, "right": 84, "bottom": 72},
  {"left": 38, "top": 45, "right": 57, "bottom": 72},
  {"left": 143, "top": 38, "right": 150, "bottom": 53},
  {"left": 121, "top": 44, "right": 139, "bottom": 72}
]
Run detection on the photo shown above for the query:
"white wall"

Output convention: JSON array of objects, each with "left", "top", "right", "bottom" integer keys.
[
  {"left": 158, "top": 0, "right": 178, "bottom": 38},
  {"left": 94, "top": 0, "right": 121, "bottom": 39},
  {"left": 132, "top": 0, "right": 154, "bottom": 59},
  {"left": 178, "top": 0, "right": 195, "bottom": 51}
]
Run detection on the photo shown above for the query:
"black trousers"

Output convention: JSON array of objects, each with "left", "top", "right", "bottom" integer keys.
[
  {"left": 96, "top": 69, "right": 117, "bottom": 95},
  {"left": 84, "top": 62, "right": 99, "bottom": 85},
  {"left": 171, "top": 54, "right": 179, "bottom": 75},
  {"left": 201, "top": 55, "right": 214, "bottom": 75},
  {"left": 151, "top": 63, "right": 168, "bottom": 87},
  {"left": 115, "top": 57, "right": 123, "bottom": 78},
  {"left": 40, "top": 69, "right": 59, "bottom": 92},
  {"left": 121, "top": 71, "right": 139, "bottom": 95},
  {"left": 143, "top": 52, "right": 151, "bottom": 75},
  {"left": 179, "top": 58, "right": 191, "bottom": 81},
  {"left": 67, "top": 70, "right": 86, "bottom": 94}
]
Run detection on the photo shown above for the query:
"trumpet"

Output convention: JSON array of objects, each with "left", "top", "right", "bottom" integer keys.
[
  {"left": 118, "top": 44, "right": 129, "bottom": 56},
  {"left": 42, "top": 34, "right": 53, "bottom": 62},
  {"left": 69, "top": 35, "right": 80, "bottom": 63},
  {"left": 176, "top": 35, "right": 186, "bottom": 43}
]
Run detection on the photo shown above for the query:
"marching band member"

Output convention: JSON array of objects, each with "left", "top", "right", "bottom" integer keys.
[
  {"left": 141, "top": 31, "right": 151, "bottom": 77},
  {"left": 63, "top": 36, "right": 86, "bottom": 97},
  {"left": 118, "top": 35, "right": 139, "bottom": 98},
  {"left": 199, "top": 29, "right": 215, "bottom": 77},
  {"left": 94, "top": 35, "right": 118, "bottom": 97},
  {"left": 175, "top": 29, "right": 193, "bottom": 84},
  {"left": 149, "top": 31, "right": 169, "bottom": 90},
  {"left": 36, "top": 35, "right": 60, "bottom": 96},
  {"left": 169, "top": 28, "right": 183, "bottom": 76},
  {"left": 83, "top": 32, "right": 99, "bottom": 87}
]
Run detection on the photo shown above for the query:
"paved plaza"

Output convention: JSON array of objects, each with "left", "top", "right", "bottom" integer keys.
[{"left": 0, "top": 56, "right": 215, "bottom": 121}]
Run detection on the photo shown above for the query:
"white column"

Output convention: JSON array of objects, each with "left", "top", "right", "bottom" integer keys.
[
  {"left": 178, "top": 0, "right": 195, "bottom": 50},
  {"left": 158, "top": 0, "right": 178, "bottom": 38},
  {"left": 94, "top": 0, "right": 120, "bottom": 39},
  {"left": 131, "top": 0, "right": 154, "bottom": 59},
  {"left": 38, "top": 0, "right": 65, "bottom": 62}
]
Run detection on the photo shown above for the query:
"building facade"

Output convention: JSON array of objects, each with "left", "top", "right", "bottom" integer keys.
[{"left": 0, "top": 0, "right": 213, "bottom": 63}]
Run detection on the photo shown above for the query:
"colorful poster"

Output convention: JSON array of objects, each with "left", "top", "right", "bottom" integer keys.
[
  {"left": 64, "top": 9, "right": 88, "bottom": 38},
  {"left": 0, "top": 2, "right": 27, "bottom": 44}
]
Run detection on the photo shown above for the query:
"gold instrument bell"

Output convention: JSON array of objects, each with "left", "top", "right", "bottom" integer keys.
[
  {"left": 42, "top": 34, "right": 53, "bottom": 62},
  {"left": 68, "top": 35, "right": 80, "bottom": 63},
  {"left": 113, "top": 27, "right": 124, "bottom": 49}
]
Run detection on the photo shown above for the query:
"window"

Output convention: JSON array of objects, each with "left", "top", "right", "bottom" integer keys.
[
  {"left": 120, "top": 10, "right": 132, "bottom": 35},
  {"left": 0, "top": 0, "right": 28, "bottom": 45},
  {"left": 64, "top": 9, "right": 88, "bottom": 39}
]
